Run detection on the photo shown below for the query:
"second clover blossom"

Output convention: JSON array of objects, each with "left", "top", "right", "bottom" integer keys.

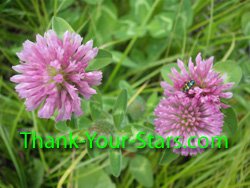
[
  {"left": 10, "top": 30, "right": 102, "bottom": 121},
  {"left": 154, "top": 95, "right": 224, "bottom": 156}
]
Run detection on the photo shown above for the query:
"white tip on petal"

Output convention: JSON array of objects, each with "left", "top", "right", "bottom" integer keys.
[
  {"left": 177, "top": 59, "right": 184, "bottom": 67},
  {"left": 195, "top": 52, "right": 202, "bottom": 63},
  {"left": 86, "top": 40, "right": 93, "bottom": 48}
]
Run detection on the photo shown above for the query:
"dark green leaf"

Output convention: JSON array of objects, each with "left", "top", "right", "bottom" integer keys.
[
  {"left": 119, "top": 80, "right": 134, "bottom": 97},
  {"left": 29, "top": 159, "right": 44, "bottom": 188},
  {"left": 112, "top": 51, "right": 137, "bottom": 68},
  {"left": 75, "top": 163, "right": 115, "bottom": 188},
  {"left": 127, "top": 96, "right": 145, "bottom": 121},
  {"left": 93, "top": 2, "right": 117, "bottom": 43},
  {"left": 109, "top": 149, "right": 122, "bottom": 177},
  {"left": 241, "top": 12, "right": 250, "bottom": 36},
  {"left": 222, "top": 107, "right": 238, "bottom": 137},
  {"left": 87, "top": 144, "right": 102, "bottom": 158},
  {"left": 145, "top": 38, "right": 168, "bottom": 61},
  {"left": 90, "top": 93, "right": 103, "bottom": 120},
  {"left": 181, "top": 0, "right": 193, "bottom": 27},
  {"left": 129, "top": 155, "right": 153, "bottom": 187},
  {"left": 159, "top": 149, "right": 179, "bottom": 165},
  {"left": 57, "top": 0, "right": 75, "bottom": 11},
  {"left": 146, "top": 92, "right": 158, "bottom": 113},
  {"left": 66, "top": 115, "right": 78, "bottom": 129},
  {"left": 147, "top": 13, "right": 174, "bottom": 38},
  {"left": 102, "top": 96, "right": 116, "bottom": 111},
  {"left": 113, "top": 90, "right": 128, "bottom": 129},
  {"left": 82, "top": 0, "right": 103, "bottom": 5},
  {"left": 114, "top": 18, "right": 147, "bottom": 40},
  {"left": 129, "top": 0, "right": 153, "bottom": 23},
  {"left": 55, "top": 121, "right": 71, "bottom": 132},
  {"left": 78, "top": 117, "right": 92, "bottom": 129}
]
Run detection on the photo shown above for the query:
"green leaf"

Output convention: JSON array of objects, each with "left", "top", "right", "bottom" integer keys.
[
  {"left": 121, "top": 156, "right": 129, "bottom": 170},
  {"left": 132, "top": 124, "right": 155, "bottom": 137},
  {"left": 114, "top": 18, "right": 147, "bottom": 40},
  {"left": 181, "top": 0, "right": 193, "bottom": 27},
  {"left": 66, "top": 115, "right": 78, "bottom": 129},
  {"left": 90, "top": 93, "right": 103, "bottom": 120},
  {"left": 55, "top": 121, "right": 71, "bottom": 132},
  {"left": 127, "top": 96, "right": 145, "bottom": 121},
  {"left": 163, "top": 0, "right": 193, "bottom": 28},
  {"left": 75, "top": 163, "right": 115, "bottom": 188},
  {"left": 29, "top": 159, "right": 44, "bottom": 188},
  {"left": 129, "top": 155, "right": 153, "bottom": 187},
  {"left": 58, "top": 7, "right": 81, "bottom": 26},
  {"left": 241, "top": 12, "right": 250, "bottom": 36},
  {"left": 147, "top": 13, "right": 174, "bottom": 38},
  {"left": 87, "top": 144, "right": 102, "bottom": 158},
  {"left": 214, "top": 60, "right": 242, "bottom": 86},
  {"left": 222, "top": 107, "right": 238, "bottom": 137},
  {"left": 0, "top": 126, "right": 27, "bottom": 188},
  {"left": 119, "top": 80, "right": 134, "bottom": 98},
  {"left": 91, "top": 118, "right": 114, "bottom": 135},
  {"left": 102, "top": 96, "right": 116, "bottom": 111},
  {"left": 52, "top": 16, "right": 74, "bottom": 38},
  {"left": 111, "top": 51, "right": 137, "bottom": 68},
  {"left": 161, "top": 63, "right": 179, "bottom": 84},
  {"left": 145, "top": 38, "right": 168, "bottom": 61},
  {"left": 109, "top": 149, "right": 122, "bottom": 177},
  {"left": 86, "top": 49, "right": 112, "bottom": 71},
  {"left": 146, "top": 92, "right": 158, "bottom": 113},
  {"left": 113, "top": 90, "right": 128, "bottom": 129},
  {"left": 129, "top": 0, "right": 153, "bottom": 23},
  {"left": 0, "top": 0, "right": 11, "bottom": 11},
  {"left": 57, "top": 0, "right": 75, "bottom": 11},
  {"left": 93, "top": 2, "right": 117, "bottom": 43},
  {"left": 78, "top": 117, "right": 92, "bottom": 129},
  {"left": 159, "top": 149, "right": 179, "bottom": 165},
  {"left": 82, "top": 0, "right": 103, "bottom": 5}
]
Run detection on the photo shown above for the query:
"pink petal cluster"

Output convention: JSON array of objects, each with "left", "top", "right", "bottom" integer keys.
[
  {"left": 161, "top": 53, "right": 233, "bottom": 108},
  {"left": 10, "top": 30, "right": 102, "bottom": 121},
  {"left": 155, "top": 95, "right": 223, "bottom": 156},
  {"left": 154, "top": 53, "right": 233, "bottom": 156}
]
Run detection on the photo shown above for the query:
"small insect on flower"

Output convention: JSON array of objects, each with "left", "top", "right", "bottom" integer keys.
[{"left": 182, "top": 80, "right": 195, "bottom": 92}]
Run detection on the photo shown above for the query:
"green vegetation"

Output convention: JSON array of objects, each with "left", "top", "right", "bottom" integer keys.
[{"left": 1, "top": 0, "right": 250, "bottom": 187}]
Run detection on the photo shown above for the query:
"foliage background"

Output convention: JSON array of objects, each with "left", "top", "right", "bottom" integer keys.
[{"left": 0, "top": 0, "right": 250, "bottom": 187}]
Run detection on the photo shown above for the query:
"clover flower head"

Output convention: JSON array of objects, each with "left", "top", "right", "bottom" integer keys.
[
  {"left": 10, "top": 30, "right": 102, "bottom": 121},
  {"left": 154, "top": 95, "right": 224, "bottom": 156},
  {"left": 161, "top": 53, "right": 234, "bottom": 108}
]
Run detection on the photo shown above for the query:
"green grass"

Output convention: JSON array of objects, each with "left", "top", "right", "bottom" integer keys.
[{"left": 1, "top": 0, "right": 250, "bottom": 187}]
